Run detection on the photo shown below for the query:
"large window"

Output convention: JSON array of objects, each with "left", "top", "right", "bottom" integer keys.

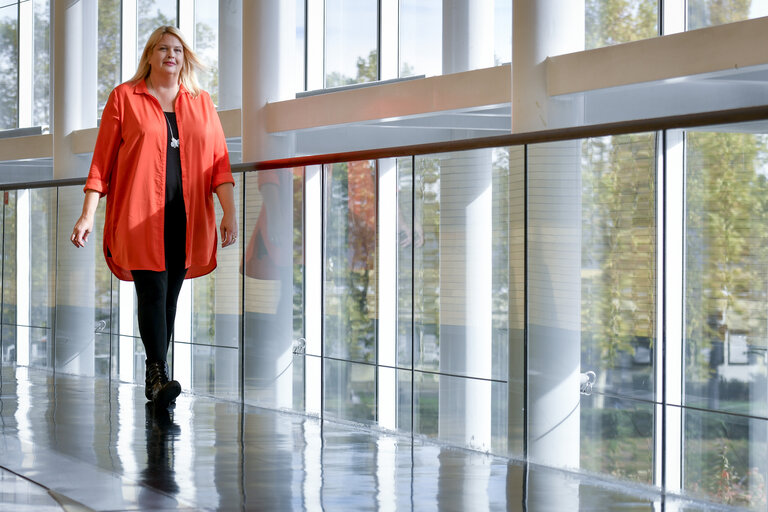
[
  {"left": 399, "top": 0, "right": 441, "bottom": 78},
  {"left": 580, "top": 134, "right": 657, "bottom": 482},
  {"left": 684, "top": 127, "right": 768, "bottom": 507},
  {"left": 688, "top": 0, "right": 768, "bottom": 30},
  {"left": 324, "top": 0, "right": 377, "bottom": 87},
  {"left": 0, "top": 2, "right": 19, "bottom": 130},
  {"left": 0, "top": 0, "right": 49, "bottom": 129},
  {"left": 98, "top": 0, "right": 121, "bottom": 116},
  {"left": 193, "top": 0, "right": 218, "bottom": 105},
  {"left": 586, "top": 0, "right": 658, "bottom": 50}
]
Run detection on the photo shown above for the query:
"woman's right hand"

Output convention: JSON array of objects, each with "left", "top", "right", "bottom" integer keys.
[{"left": 71, "top": 213, "right": 94, "bottom": 248}]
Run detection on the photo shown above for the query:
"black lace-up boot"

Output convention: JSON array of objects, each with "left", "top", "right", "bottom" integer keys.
[{"left": 146, "top": 361, "right": 181, "bottom": 409}]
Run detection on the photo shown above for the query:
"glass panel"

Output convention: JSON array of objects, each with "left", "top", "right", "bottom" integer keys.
[
  {"left": 0, "top": 4, "right": 19, "bottom": 130},
  {"left": 399, "top": 0, "right": 441, "bottom": 78},
  {"left": 118, "top": 335, "right": 145, "bottom": 384},
  {"left": 324, "top": 161, "right": 377, "bottom": 364},
  {"left": 414, "top": 371, "right": 508, "bottom": 454},
  {"left": 580, "top": 394, "right": 653, "bottom": 484},
  {"left": 29, "top": 188, "right": 55, "bottom": 368},
  {"left": 186, "top": 343, "right": 239, "bottom": 400},
  {"left": 528, "top": 136, "right": 656, "bottom": 471},
  {"left": 194, "top": 0, "right": 218, "bottom": 105},
  {"left": 55, "top": 186, "right": 106, "bottom": 377},
  {"left": 192, "top": 174, "right": 242, "bottom": 349},
  {"left": 412, "top": 149, "right": 511, "bottom": 382},
  {"left": 94, "top": 332, "right": 111, "bottom": 377},
  {"left": 98, "top": 0, "right": 121, "bottom": 117},
  {"left": 585, "top": 0, "right": 658, "bottom": 50},
  {"left": 32, "top": 0, "right": 50, "bottom": 127},
  {"left": 324, "top": 358, "right": 375, "bottom": 424},
  {"left": 243, "top": 168, "right": 306, "bottom": 411},
  {"left": 325, "top": 0, "right": 377, "bottom": 87},
  {"left": 688, "top": 0, "right": 768, "bottom": 30},
  {"left": 684, "top": 407, "right": 768, "bottom": 508},
  {"left": 137, "top": 0, "right": 177, "bottom": 65},
  {"left": 685, "top": 128, "right": 768, "bottom": 419},
  {"left": 2, "top": 191, "right": 16, "bottom": 360},
  {"left": 1, "top": 325, "right": 14, "bottom": 364},
  {"left": 581, "top": 134, "right": 657, "bottom": 401}
]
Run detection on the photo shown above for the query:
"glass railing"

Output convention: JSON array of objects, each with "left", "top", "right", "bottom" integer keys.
[{"left": 3, "top": 104, "right": 768, "bottom": 509}]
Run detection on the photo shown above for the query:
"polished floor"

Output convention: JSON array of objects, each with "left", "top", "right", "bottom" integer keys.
[{"left": 0, "top": 365, "right": 749, "bottom": 511}]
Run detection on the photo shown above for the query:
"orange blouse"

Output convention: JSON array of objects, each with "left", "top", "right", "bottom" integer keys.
[{"left": 84, "top": 80, "right": 235, "bottom": 281}]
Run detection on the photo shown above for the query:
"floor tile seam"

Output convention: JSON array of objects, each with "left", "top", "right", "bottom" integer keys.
[
  {"left": 0, "top": 463, "right": 93, "bottom": 512},
  {"left": 2, "top": 434, "right": 198, "bottom": 511}
]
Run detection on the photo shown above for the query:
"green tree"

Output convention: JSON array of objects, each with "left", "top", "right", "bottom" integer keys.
[
  {"left": 586, "top": 0, "right": 657, "bottom": 49},
  {"left": 0, "top": 12, "right": 19, "bottom": 129},
  {"left": 98, "top": 0, "right": 121, "bottom": 115},
  {"left": 688, "top": 0, "right": 752, "bottom": 30}
]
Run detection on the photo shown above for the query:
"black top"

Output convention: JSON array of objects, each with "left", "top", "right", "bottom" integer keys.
[{"left": 164, "top": 112, "right": 186, "bottom": 266}]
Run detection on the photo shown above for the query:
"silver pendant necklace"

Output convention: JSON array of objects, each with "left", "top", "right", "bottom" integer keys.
[{"left": 163, "top": 112, "right": 180, "bottom": 149}]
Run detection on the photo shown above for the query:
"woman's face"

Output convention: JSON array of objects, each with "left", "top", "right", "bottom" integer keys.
[{"left": 149, "top": 33, "right": 184, "bottom": 79}]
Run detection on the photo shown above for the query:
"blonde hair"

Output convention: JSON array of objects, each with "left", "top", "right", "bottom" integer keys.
[{"left": 130, "top": 25, "right": 204, "bottom": 97}]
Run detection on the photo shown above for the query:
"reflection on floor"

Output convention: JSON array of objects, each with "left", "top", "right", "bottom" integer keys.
[{"left": 0, "top": 365, "right": 747, "bottom": 511}]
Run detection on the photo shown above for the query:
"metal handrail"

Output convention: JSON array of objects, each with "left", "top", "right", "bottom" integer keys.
[
  {"left": 3, "top": 104, "right": 768, "bottom": 191},
  {"left": 236, "top": 104, "right": 768, "bottom": 171}
]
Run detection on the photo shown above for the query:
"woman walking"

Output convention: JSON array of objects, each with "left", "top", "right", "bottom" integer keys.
[{"left": 71, "top": 26, "right": 237, "bottom": 409}]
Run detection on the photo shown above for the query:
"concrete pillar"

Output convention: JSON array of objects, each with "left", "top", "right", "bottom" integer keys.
[
  {"left": 218, "top": 0, "right": 242, "bottom": 110},
  {"left": 436, "top": 0, "right": 496, "bottom": 454},
  {"left": 241, "top": 0, "right": 295, "bottom": 162},
  {"left": 53, "top": 0, "right": 97, "bottom": 178},
  {"left": 513, "top": 5, "right": 584, "bottom": 508},
  {"left": 511, "top": 1, "right": 584, "bottom": 132},
  {"left": 52, "top": 0, "right": 98, "bottom": 376},
  {"left": 442, "top": 0, "right": 493, "bottom": 75},
  {"left": 241, "top": 2, "right": 298, "bottom": 410}
]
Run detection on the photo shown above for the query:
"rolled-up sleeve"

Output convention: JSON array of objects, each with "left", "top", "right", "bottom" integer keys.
[{"left": 84, "top": 89, "right": 122, "bottom": 196}]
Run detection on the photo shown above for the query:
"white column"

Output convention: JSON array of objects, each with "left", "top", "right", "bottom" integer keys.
[
  {"left": 662, "top": 0, "right": 686, "bottom": 35},
  {"left": 18, "top": 1, "right": 33, "bottom": 128},
  {"left": 378, "top": 158, "right": 398, "bottom": 431},
  {"left": 121, "top": 0, "right": 137, "bottom": 77},
  {"left": 305, "top": 165, "right": 323, "bottom": 416},
  {"left": 511, "top": 0, "right": 584, "bottom": 132},
  {"left": 173, "top": 281, "right": 193, "bottom": 390},
  {"left": 442, "top": 0, "right": 493, "bottom": 74},
  {"left": 305, "top": 0, "right": 324, "bottom": 91},
  {"left": 178, "top": 0, "right": 195, "bottom": 42},
  {"left": 661, "top": 130, "right": 684, "bottom": 492},
  {"left": 53, "top": 0, "right": 98, "bottom": 376},
  {"left": 118, "top": 280, "right": 135, "bottom": 381},
  {"left": 512, "top": 7, "right": 585, "bottom": 501},
  {"left": 436, "top": 149, "right": 493, "bottom": 452},
  {"left": 526, "top": 140, "right": 582, "bottom": 509},
  {"left": 380, "top": 0, "right": 399, "bottom": 80},
  {"left": 437, "top": 0, "right": 495, "bottom": 453},
  {"left": 217, "top": 0, "right": 242, "bottom": 110},
  {"left": 242, "top": 0, "right": 296, "bottom": 162},
  {"left": 16, "top": 190, "right": 30, "bottom": 366},
  {"left": 53, "top": 0, "right": 98, "bottom": 178}
]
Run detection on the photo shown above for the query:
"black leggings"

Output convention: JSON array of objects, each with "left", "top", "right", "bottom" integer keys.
[{"left": 132, "top": 262, "right": 187, "bottom": 364}]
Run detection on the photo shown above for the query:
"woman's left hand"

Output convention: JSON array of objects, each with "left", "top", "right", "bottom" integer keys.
[{"left": 220, "top": 212, "right": 238, "bottom": 247}]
